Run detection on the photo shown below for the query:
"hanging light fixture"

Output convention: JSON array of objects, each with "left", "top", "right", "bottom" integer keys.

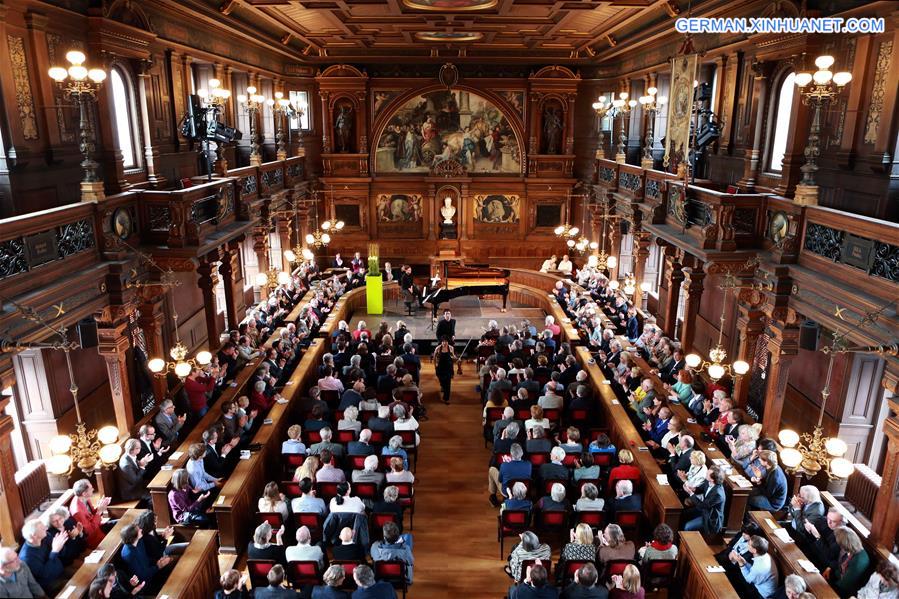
[
  {"left": 622, "top": 273, "right": 637, "bottom": 295},
  {"left": 591, "top": 198, "right": 619, "bottom": 272},
  {"left": 305, "top": 188, "right": 344, "bottom": 249},
  {"left": 147, "top": 311, "right": 212, "bottom": 378},
  {"left": 554, "top": 189, "right": 580, "bottom": 241},
  {"left": 778, "top": 348, "right": 853, "bottom": 479},
  {"left": 684, "top": 282, "right": 750, "bottom": 381},
  {"left": 282, "top": 197, "right": 317, "bottom": 265}
]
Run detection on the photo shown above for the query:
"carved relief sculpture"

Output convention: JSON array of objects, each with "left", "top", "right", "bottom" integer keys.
[
  {"left": 441, "top": 197, "right": 456, "bottom": 224},
  {"left": 474, "top": 194, "right": 520, "bottom": 224},
  {"left": 7, "top": 35, "right": 39, "bottom": 140},
  {"left": 542, "top": 105, "right": 563, "bottom": 154}
]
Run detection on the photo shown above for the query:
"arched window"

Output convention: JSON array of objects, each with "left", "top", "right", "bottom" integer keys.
[
  {"left": 768, "top": 72, "right": 796, "bottom": 172},
  {"left": 109, "top": 67, "right": 139, "bottom": 169}
]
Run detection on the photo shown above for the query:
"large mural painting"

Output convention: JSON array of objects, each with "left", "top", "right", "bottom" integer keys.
[{"left": 374, "top": 89, "right": 521, "bottom": 174}]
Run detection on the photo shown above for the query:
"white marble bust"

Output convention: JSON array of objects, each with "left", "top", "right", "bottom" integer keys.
[{"left": 441, "top": 197, "right": 456, "bottom": 224}]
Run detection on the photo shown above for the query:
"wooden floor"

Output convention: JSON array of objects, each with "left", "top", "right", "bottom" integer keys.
[{"left": 410, "top": 358, "right": 513, "bottom": 598}]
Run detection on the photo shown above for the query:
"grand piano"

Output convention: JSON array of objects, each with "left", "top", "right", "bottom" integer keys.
[{"left": 424, "top": 261, "right": 510, "bottom": 318}]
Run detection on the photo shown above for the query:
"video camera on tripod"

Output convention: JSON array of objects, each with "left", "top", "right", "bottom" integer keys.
[{"left": 180, "top": 94, "right": 242, "bottom": 144}]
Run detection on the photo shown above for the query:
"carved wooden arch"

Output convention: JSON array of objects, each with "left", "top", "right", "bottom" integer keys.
[
  {"left": 104, "top": 0, "right": 154, "bottom": 32},
  {"left": 530, "top": 65, "right": 579, "bottom": 80},
  {"left": 318, "top": 64, "right": 367, "bottom": 79},
  {"left": 368, "top": 83, "right": 527, "bottom": 171},
  {"left": 325, "top": 91, "right": 364, "bottom": 113}
]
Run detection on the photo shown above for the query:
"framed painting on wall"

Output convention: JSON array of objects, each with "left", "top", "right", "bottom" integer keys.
[
  {"left": 474, "top": 194, "right": 520, "bottom": 224},
  {"left": 376, "top": 194, "right": 423, "bottom": 222}
]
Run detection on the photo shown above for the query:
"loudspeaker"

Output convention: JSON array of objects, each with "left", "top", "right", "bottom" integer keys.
[
  {"left": 799, "top": 320, "right": 819, "bottom": 352},
  {"left": 76, "top": 317, "right": 99, "bottom": 349}
]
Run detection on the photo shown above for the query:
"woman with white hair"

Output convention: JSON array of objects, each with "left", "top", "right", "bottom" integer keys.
[
  {"left": 391, "top": 404, "right": 420, "bottom": 447},
  {"left": 507, "top": 530, "right": 551, "bottom": 581},
  {"left": 285, "top": 526, "right": 324, "bottom": 567},
  {"left": 338, "top": 406, "right": 362, "bottom": 434},
  {"left": 247, "top": 521, "right": 286, "bottom": 565},
  {"left": 727, "top": 423, "right": 762, "bottom": 469},
  {"left": 352, "top": 320, "right": 371, "bottom": 342},
  {"left": 381, "top": 435, "right": 409, "bottom": 470},
  {"left": 41, "top": 506, "right": 85, "bottom": 565},
  {"left": 537, "top": 483, "right": 569, "bottom": 512}
]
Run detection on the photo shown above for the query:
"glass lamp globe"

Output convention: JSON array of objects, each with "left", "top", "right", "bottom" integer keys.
[
  {"left": 301, "top": 248, "right": 315, "bottom": 261},
  {"left": 66, "top": 50, "right": 86, "bottom": 65},
  {"left": 733, "top": 360, "right": 750, "bottom": 375},
  {"left": 99, "top": 443, "right": 122, "bottom": 465},
  {"left": 305, "top": 233, "right": 315, "bottom": 245},
  {"left": 321, "top": 233, "right": 331, "bottom": 244},
  {"left": 554, "top": 225, "right": 566, "bottom": 235},
  {"left": 237, "top": 94, "right": 247, "bottom": 103},
  {"left": 647, "top": 86, "right": 658, "bottom": 96},
  {"left": 825, "top": 437, "right": 848, "bottom": 457},
  {"left": 628, "top": 100, "right": 637, "bottom": 108},
  {"left": 833, "top": 71, "right": 852, "bottom": 86},
  {"left": 49, "top": 435, "right": 73, "bottom": 456},
  {"left": 277, "top": 271, "right": 291, "bottom": 286},
  {"left": 587, "top": 255, "right": 598, "bottom": 267},
  {"left": 174, "top": 362, "right": 192, "bottom": 378},
  {"left": 608, "top": 280, "right": 620, "bottom": 290},
  {"left": 255, "top": 272, "right": 269, "bottom": 286},
  {"left": 795, "top": 72, "right": 814, "bottom": 87},
  {"left": 46, "top": 454, "right": 73, "bottom": 476},
  {"left": 68, "top": 65, "right": 88, "bottom": 81},
  {"left": 284, "top": 249, "right": 296, "bottom": 263},
  {"left": 707, "top": 363, "right": 726, "bottom": 381},
  {"left": 830, "top": 457, "right": 854, "bottom": 479},
  {"left": 49, "top": 66, "right": 68, "bottom": 81},
  {"left": 778, "top": 429, "right": 800, "bottom": 448},
  {"left": 592, "top": 101, "right": 602, "bottom": 110},
  {"left": 97, "top": 425, "right": 119, "bottom": 445},
  {"left": 88, "top": 69, "right": 107, "bottom": 83},
  {"left": 685, "top": 353, "right": 702, "bottom": 368},
  {"left": 640, "top": 282, "right": 651, "bottom": 292},
  {"left": 606, "top": 256, "right": 618, "bottom": 269},
  {"left": 566, "top": 239, "right": 575, "bottom": 248},
  {"left": 780, "top": 447, "right": 803, "bottom": 469},
  {"left": 321, "top": 220, "right": 332, "bottom": 231},
  {"left": 590, "top": 241, "right": 598, "bottom": 250},
  {"left": 247, "top": 86, "right": 257, "bottom": 94},
  {"left": 619, "top": 91, "right": 628, "bottom": 100},
  {"left": 335, "top": 221, "right": 345, "bottom": 230},
  {"left": 813, "top": 70, "right": 833, "bottom": 85},
  {"left": 815, "top": 55, "right": 835, "bottom": 70},
  {"left": 148, "top": 358, "right": 166, "bottom": 373},
  {"left": 568, "top": 227, "right": 579, "bottom": 236},
  {"left": 195, "top": 351, "right": 212, "bottom": 366},
  {"left": 208, "top": 78, "right": 221, "bottom": 89}
]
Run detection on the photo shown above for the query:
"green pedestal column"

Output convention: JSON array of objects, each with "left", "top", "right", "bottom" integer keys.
[{"left": 366, "top": 275, "right": 383, "bottom": 315}]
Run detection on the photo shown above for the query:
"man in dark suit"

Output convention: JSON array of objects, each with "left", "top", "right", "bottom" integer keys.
[
  {"left": 804, "top": 507, "right": 845, "bottom": 571},
  {"left": 492, "top": 422, "right": 521, "bottom": 461},
  {"left": 748, "top": 450, "right": 788, "bottom": 511},
  {"left": 515, "top": 368, "right": 541, "bottom": 399},
  {"left": 625, "top": 307, "right": 640, "bottom": 342},
  {"left": 352, "top": 564, "right": 397, "bottom": 599},
  {"left": 787, "top": 485, "right": 827, "bottom": 548},
  {"left": 117, "top": 439, "right": 152, "bottom": 505},
  {"left": 667, "top": 435, "right": 695, "bottom": 480},
  {"left": 202, "top": 428, "right": 237, "bottom": 479},
  {"left": 561, "top": 563, "right": 608, "bottom": 599},
  {"left": 367, "top": 406, "right": 395, "bottom": 437},
  {"left": 509, "top": 563, "right": 560, "bottom": 599},
  {"left": 338, "top": 380, "right": 366, "bottom": 410},
  {"left": 348, "top": 429, "right": 377, "bottom": 457},
  {"left": 253, "top": 565, "right": 301, "bottom": 598},
  {"left": 435, "top": 309, "right": 456, "bottom": 342},
  {"left": 136, "top": 424, "right": 167, "bottom": 477},
  {"left": 605, "top": 479, "right": 642, "bottom": 520},
  {"left": 492, "top": 407, "right": 520, "bottom": 440},
  {"left": 400, "top": 343, "right": 421, "bottom": 383},
  {"left": 538, "top": 447, "right": 570, "bottom": 485},
  {"left": 658, "top": 349, "right": 685, "bottom": 385},
  {"left": 683, "top": 466, "right": 726, "bottom": 534}
]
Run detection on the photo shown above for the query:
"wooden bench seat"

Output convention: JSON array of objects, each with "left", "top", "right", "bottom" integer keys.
[{"left": 677, "top": 531, "right": 740, "bottom": 599}]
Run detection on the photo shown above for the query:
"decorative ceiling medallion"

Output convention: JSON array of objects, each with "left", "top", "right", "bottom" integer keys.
[
  {"left": 415, "top": 31, "right": 485, "bottom": 42},
  {"left": 403, "top": 0, "right": 497, "bottom": 11}
]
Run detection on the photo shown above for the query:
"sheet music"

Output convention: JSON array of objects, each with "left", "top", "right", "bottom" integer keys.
[
  {"left": 798, "top": 559, "right": 819, "bottom": 573},
  {"left": 771, "top": 527, "right": 794, "bottom": 543},
  {"left": 706, "top": 565, "right": 726, "bottom": 573},
  {"left": 84, "top": 550, "right": 105, "bottom": 564}
]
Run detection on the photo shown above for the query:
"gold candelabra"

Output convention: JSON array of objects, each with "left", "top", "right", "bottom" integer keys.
[
  {"left": 610, "top": 92, "right": 637, "bottom": 164},
  {"left": 237, "top": 86, "right": 267, "bottom": 166},
  {"left": 638, "top": 86, "right": 667, "bottom": 169},
  {"left": 592, "top": 95, "right": 612, "bottom": 159}
]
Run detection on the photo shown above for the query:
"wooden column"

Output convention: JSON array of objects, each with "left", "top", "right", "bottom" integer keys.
[
  {"left": 197, "top": 254, "right": 221, "bottom": 346},
  {"left": 870, "top": 375, "right": 899, "bottom": 547},
  {"left": 218, "top": 244, "right": 239, "bottom": 332},
  {"left": 732, "top": 305, "right": 766, "bottom": 408},
  {"left": 0, "top": 384, "right": 25, "bottom": 544},
  {"left": 737, "top": 62, "right": 770, "bottom": 190},
  {"left": 760, "top": 321, "right": 800, "bottom": 435},
  {"left": 253, "top": 227, "right": 271, "bottom": 299},
  {"left": 679, "top": 266, "right": 705, "bottom": 354},
  {"left": 632, "top": 231, "right": 651, "bottom": 308},
  {"left": 661, "top": 251, "right": 684, "bottom": 338},
  {"left": 276, "top": 217, "right": 292, "bottom": 272},
  {"left": 137, "top": 294, "right": 168, "bottom": 403},
  {"left": 97, "top": 322, "right": 136, "bottom": 434}
]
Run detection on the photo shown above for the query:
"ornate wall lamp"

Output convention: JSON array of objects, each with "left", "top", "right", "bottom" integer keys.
[
  {"left": 638, "top": 87, "right": 667, "bottom": 169},
  {"left": 270, "top": 92, "right": 295, "bottom": 160},
  {"left": 237, "top": 86, "right": 267, "bottom": 166},
  {"left": 48, "top": 51, "right": 107, "bottom": 202},
  {"left": 591, "top": 95, "right": 612, "bottom": 159},
  {"left": 609, "top": 91, "right": 637, "bottom": 164}
]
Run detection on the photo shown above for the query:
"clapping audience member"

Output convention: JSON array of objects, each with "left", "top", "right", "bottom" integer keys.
[
  {"left": 215, "top": 569, "right": 250, "bottom": 599},
  {"left": 732, "top": 536, "right": 779, "bottom": 598},
  {"left": 120, "top": 523, "right": 172, "bottom": 594},
  {"left": 507, "top": 531, "right": 552, "bottom": 582},
  {"left": 168, "top": 469, "right": 212, "bottom": 527},
  {"left": 609, "top": 565, "right": 644, "bottom": 599},
  {"left": 18, "top": 520, "right": 66, "bottom": 595},
  {"left": 247, "top": 522, "right": 286, "bottom": 565},
  {"left": 41, "top": 507, "right": 85, "bottom": 567}
]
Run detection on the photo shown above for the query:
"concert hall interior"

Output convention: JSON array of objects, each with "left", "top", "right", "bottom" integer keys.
[{"left": 1, "top": 0, "right": 898, "bottom": 598}]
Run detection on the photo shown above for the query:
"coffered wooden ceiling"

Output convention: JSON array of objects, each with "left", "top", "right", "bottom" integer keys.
[{"left": 214, "top": 0, "right": 681, "bottom": 63}]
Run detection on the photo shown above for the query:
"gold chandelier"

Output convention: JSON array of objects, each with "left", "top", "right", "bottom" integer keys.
[
  {"left": 256, "top": 268, "right": 291, "bottom": 291},
  {"left": 590, "top": 198, "right": 619, "bottom": 272},
  {"left": 305, "top": 189, "right": 344, "bottom": 249},
  {"left": 684, "top": 282, "right": 749, "bottom": 381},
  {"left": 148, "top": 311, "right": 212, "bottom": 378}
]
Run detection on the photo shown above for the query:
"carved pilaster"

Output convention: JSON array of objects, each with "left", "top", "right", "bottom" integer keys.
[
  {"left": 631, "top": 231, "right": 651, "bottom": 308},
  {"left": 97, "top": 321, "right": 136, "bottom": 434},
  {"left": 760, "top": 321, "right": 800, "bottom": 435},
  {"left": 137, "top": 59, "right": 165, "bottom": 186},
  {"left": 732, "top": 305, "right": 767, "bottom": 408},
  {"left": 661, "top": 251, "right": 684, "bottom": 338},
  {"left": 276, "top": 216, "right": 292, "bottom": 272},
  {"left": 137, "top": 293, "right": 168, "bottom": 403},
  {"left": 218, "top": 244, "right": 239, "bottom": 331},
  {"left": 197, "top": 255, "right": 221, "bottom": 345},
  {"left": 871, "top": 377, "right": 899, "bottom": 547},
  {"left": 680, "top": 266, "right": 705, "bottom": 353}
]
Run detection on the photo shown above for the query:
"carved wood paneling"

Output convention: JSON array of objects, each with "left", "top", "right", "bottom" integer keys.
[{"left": 7, "top": 34, "right": 39, "bottom": 140}]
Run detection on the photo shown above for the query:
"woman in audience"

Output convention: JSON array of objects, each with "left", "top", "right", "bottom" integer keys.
[
  {"left": 525, "top": 405, "right": 551, "bottom": 434},
  {"left": 392, "top": 404, "right": 420, "bottom": 447},
  {"left": 89, "top": 563, "right": 145, "bottom": 598},
  {"left": 830, "top": 526, "right": 871, "bottom": 597},
  {"left": 41, "top": 506, "right": 85, "bottom": 566},
  {"left": 658, "top": 415, "right": 684, "bottom": 452},
  {"left": 385, "top": 456, "right": 415, "bottom": 484},
  {"left": 186, "top": 442, "right": 221, "bottom": 492},
  {"left": 168, "top": 468, "right": 212, "bottom": 527},
  {"left": 137, "top": 510, "right": 187, "bottom": 560},
  {"left": 294, "top": 455, "right": 321, "bottom": 483},
  {"left": 666, "top": 369, "right": 693, "bottom": 404},
  {"left": 588, "top": 432, "right": 617, "bottom": 457},
  {"left": 330, "top": 482, "right": 366, "bottom": 514},
  {"left": 382, "top": 434, "right": 410, "bottom": 470},
  {"left": 120, "top": 523, "right": 172, "bottom": 594},
  {"left": 311, "top": 565, "right": 350, "bottom": 599},
  {"left": 372, "top": 485, "right": 406, "bottom": 531},
  {"left": 607, "top": 449, "right": 639, "bottom": 492},
  {"left": 526, "top": 425, "right": 553, "bottom": 454},
  {"left": 679, "top": 450, "right": 708, "bottom": 491},
  {"left": 727, "top": 424, "right": 761, "bottom": 469},
  {"left": 598, "top": 524, "right": 636, "bottom": 567},
  {"left": 507, "top": 530, "right": 552, "bottom": 582},
  {"left": 610, "top": 564, "right": 645, "bottom": 599},
  {"left": 538, "top": 482, "right": 570, "bottom": 512},
  {"left": 282, "top": 424, "right": 306, "bottom": 455},
  {"left": 503, "top": 482, "right": 532, "bottom": 514},
  {"left": 856, "top": 560, "right": 899, "bottom": 599},
  {"left": 215, "top": 569, "right": 250, "bottom": 598},
  {"left": 247, "top": 521, "right": 286, "bottom": 565},
  {"left": 258, "top": 481, "right": 289, "bottom": 521},
  {"left": 285, "top": 526, "right": 324, "bottom": 567},
  {"left": 574, "top": 483, "right": 604, "bottom": 512},
  {"left": 573, "top": 452, "right": 600, "bottom": 481},
  {"left": 638, "top": 523, "right": 678, "bottom": 565},
  {"left": 338, "top": 406, "right": 362, "bottom": 435}
]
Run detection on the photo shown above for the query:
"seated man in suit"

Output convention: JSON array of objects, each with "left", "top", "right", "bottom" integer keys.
[
  {"left": 561, "top": 562, "right": 608, "bottom": 599},
  {"left": 605, "top": 479, "right": 642, "bottom": 520},
  {"left": 488, "top": 443, "right": 532, "bottom": 506},
  {"left": 352, "top": 564, "right": 397, "bottom": 599},
  {"left": 117, "top": 438, "right": 153, "bottom": 506},
  {"left": 348, "top": 428, "right": 377, "bottom": 457},
  {"left": 747, "top": 450, "right": 788, "bottom": 512},
  {"left": 136, "top": 424, "right": 167, "bottom": 478},
  {"left": 683, "top": 466, "right": 726, "bottom": 534},
  {"left": 254, "top": 564, "right": 301, "bottom": 599},
  {"left": 491, "top": 406, "right": 519, "bottom": 441},
  {"left": 803, "top": 507, "right": 845, "bottom": 571},
  {"left": 509, "top": 563, "right": 559, "bottom": 599},
  {"left": 202, "top": 427, "right": 238, "bottom": 479},
  {"left": 787, "top": 484, "right": 826, "bottom": 548},
  {"left": 538, "top": 447, "right": 570, "bottom": 486},
  {"left": 154, "top": 400, "right": 186, "bottom": 446}
]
